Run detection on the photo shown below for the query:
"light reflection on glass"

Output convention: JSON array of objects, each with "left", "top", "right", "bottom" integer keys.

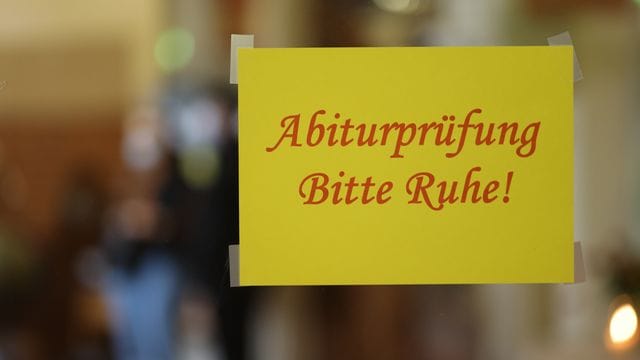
[{"left": 606, "top": 296, "right": 639, "bottom": 352}]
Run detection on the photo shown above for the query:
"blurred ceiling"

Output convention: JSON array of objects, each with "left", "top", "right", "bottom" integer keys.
[{"left": 0, "top": 0, "right": 164, "bottom": 120}]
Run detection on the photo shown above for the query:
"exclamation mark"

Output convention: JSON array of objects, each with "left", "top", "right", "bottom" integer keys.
[{"left": 503, "top": 171, "right": 514, "bottom": 203}]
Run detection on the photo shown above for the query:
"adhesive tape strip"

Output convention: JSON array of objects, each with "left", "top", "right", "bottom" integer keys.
[
  {"left": 573, "top": 241, "right": 586, "bottom": 283},
  {"left": 547, "top": 31, "right": 583, "bottom": 82},
  {"left": 230, "top": 34, "right": 254, "bottom": 85},
  {"left": 229, "top": 244, "right": 239, "bottom": 287}
]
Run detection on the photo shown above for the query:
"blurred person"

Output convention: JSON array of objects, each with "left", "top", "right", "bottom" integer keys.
[
  {"left": 103, "top": 193, "right": 181, "bottom": 360},
  {"left": 161, "top": 85, "right": 255, "bottom": 360},
  {"left": 102, "top": 103, "right": 182, "bottom": 360},
  {"left": 206, "top": 126, "right": 253, "bottom": 360}
]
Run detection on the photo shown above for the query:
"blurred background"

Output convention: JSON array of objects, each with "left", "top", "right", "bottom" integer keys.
[{"left": 0, "top": 0, "right": 638, "bottom": 359}]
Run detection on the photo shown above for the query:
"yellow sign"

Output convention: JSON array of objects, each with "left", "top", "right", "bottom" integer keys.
[{"left": 238, "top": 46, "right": 573, "bottom": 285}]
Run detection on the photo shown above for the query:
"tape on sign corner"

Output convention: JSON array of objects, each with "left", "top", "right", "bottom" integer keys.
[
  {"left": 562, "top": 241, "right": 586, "bottom": 285},
  {"left": 229, "top": 244, "right": 239, "bottom": 287},
  {"left": 230, "top": 34, "right": 254, "bottom": 85},
  {"left": 572, "top": 241, "right": 586, "bottom": 283},
  {"left": 547, "top": 31, "right": 583, "bottom": 82}
]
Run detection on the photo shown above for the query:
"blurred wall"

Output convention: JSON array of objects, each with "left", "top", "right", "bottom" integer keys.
[
  {"left": 0, "top": 0, "right": 164, "bottom": 117},
  {"left": 0, "top": 0, "right": 166, "bottom": 240}
]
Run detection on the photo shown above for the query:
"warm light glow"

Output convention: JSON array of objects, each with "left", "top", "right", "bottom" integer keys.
[
  {"left": 609, "top": 303, "right": 638, "bottom": 345},
  {"left": 606, "top": 297, "right": 639, "bottom": 353}
]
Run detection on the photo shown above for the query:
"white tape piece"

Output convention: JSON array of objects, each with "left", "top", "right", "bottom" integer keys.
[
  {"left": 229, "top": 244, "right": 239, "bottom": 287},
  {"left": 573, "top": 241, "right": 586, "bottom": 283},
  {"left": 230, "top": 34, "right": 254, "bottom": 85},
  {"left": 547, "top": 31, "right": 583, "bottom": 82}
]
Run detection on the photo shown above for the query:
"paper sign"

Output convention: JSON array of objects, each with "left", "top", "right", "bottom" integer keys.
[{"left": 238, "top": 46, "right": 573, "bottom": 285}]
